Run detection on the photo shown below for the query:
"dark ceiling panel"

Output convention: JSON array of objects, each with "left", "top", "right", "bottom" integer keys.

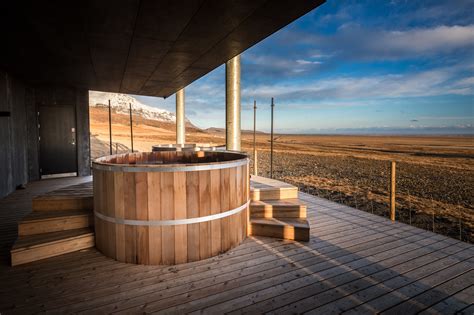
[
  {"left": 140, "top": 80, "right": 170, "bottom": 96},
  {"left": 133, "top": 0, "right": 204, "bottom": 42},
  {"left": 141, "top": 0, "right": 267, "bottom": 95},
  {"left": 86, "top": 0, "right": 140, "bottom": 92},
  {"left": 0, "top": 0, "right": 325, "bottom": 97},
  {"left": 0, "top": 1, "right": 96, "bottom": 88}
]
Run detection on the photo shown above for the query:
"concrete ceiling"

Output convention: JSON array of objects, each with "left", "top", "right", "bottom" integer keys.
[{"left": 0, "top": 0, "right": 324, "bottom": 98}]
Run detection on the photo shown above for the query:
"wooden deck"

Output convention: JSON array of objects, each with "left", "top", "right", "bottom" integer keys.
[{"left": 0, "top": 177, "right": 472, "bottom": 314}]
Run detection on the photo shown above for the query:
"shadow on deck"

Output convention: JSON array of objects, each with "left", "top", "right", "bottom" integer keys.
[{"left": 0, "top": 176, "right": 472, "bottom": 314}]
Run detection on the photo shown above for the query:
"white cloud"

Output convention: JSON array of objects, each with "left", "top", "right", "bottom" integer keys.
[
  {"left": 453, "top": 76, "right": 474, "bottom": 87},
  {"left": 244, "top": 53, "right": 323, "bottom": 76},
  {"left": 417, "top": 116, "right": 474, "bottom": 120},
  {"left": 296, "top": 59, "right": 322, "bottom": 65},
  {"left": 379, "top": 25, "right": 474, "bottom": 54},
  {"left": 284, "top": 24, "right": 474, "bottom": 61},
  {"left": 242, "top": 66, "right": 474, "bottom": 102},
  {"left": 309, "top": 52, "right": 333, "bottom": 59}
]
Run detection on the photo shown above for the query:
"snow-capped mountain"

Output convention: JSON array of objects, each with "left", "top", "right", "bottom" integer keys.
[{"left": 89, "top": 91, "right": 189, "bottom": 124}]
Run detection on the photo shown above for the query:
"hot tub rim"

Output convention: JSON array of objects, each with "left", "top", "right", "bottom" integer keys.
[{"left": 92, "top": 150, "right": 249, "bottom": 173}]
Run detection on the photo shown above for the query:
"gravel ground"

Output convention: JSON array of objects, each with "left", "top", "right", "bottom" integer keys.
[{"left": 251, "top": 150, "right": 473, "bottom": 243}]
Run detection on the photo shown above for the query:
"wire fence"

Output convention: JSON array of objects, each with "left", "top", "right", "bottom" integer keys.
[{"left": 250, "top": 149, "right": 473, "bottom": 243}]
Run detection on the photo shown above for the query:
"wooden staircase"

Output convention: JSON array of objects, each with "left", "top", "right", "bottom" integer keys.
[
  {"left": 249, "top": 176, "right": 310, "bottom": 241},
  {"left": 10, "top": 176, "right": 308, "bottom": 266},
  {"left": 10, "top": 182, "right": 95, "bottom": 266}
]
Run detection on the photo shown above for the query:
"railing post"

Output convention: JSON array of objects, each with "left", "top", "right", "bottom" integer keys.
[
  {"left": 270, "top": 97, "right": 274, "bottom": 179},
  {"left": 254, "top": 150, "right": 258, "bottom": 176},
  {"left": 390, "top": 161, "right": 396, "bottom": 221},
  {"left": 253, "top": 100, "right": 257, "bottom": 176}
]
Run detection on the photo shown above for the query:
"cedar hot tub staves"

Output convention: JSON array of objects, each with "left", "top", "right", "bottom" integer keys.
[{"left": 92, "top": 151, "right": 250, "bottom": 265}]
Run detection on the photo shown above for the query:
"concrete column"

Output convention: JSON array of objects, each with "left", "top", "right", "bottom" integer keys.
[
  {"left": 225, "top": 55, "right": 241, "bottom": 151},
  {"left": 176, "top": 88, "right": 185, "bottom": 145}
]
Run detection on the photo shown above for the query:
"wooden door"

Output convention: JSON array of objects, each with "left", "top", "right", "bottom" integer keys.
[{"left": 38, "top": 105, "right": 77, "bottom": 177}]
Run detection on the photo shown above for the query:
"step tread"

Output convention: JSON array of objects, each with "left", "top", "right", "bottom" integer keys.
[
  {"left": 35, "top": 181, "right": 93, "bottom": 198},
  {"left": 250, "top": 218, "right": 310, "bottom": 229},
  {"left": 250, "top": 198, "right": 306, "bottom": 207},
  {"left": 250, "top": 175, "right": 297, "bottom": 192},
  {"left": 33, "top": 194, "right": 93, "bottom": 200},
  {"left": 250, "top": 176, "right": 299, "bottom": 201},
  {"left": 32, "top": 196, "right": 94, "bottom": 211},
  {"left": 250, "top": 199, "right": 307, "bottom": 219},
  {"left": 12, "top": 228, "right": 94, "bottom": 252},
  {"left": 249, "top": 218, "right": 310, "bottom": 241},
  {"left": 21, "top": 209, "right": 92, "bottom": 223}
]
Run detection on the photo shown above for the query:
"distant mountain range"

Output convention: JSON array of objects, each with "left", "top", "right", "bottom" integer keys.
[
  {"left": 205, "top": 127, "right": 266, "bottom": 134},
  {"left": 89, "top": 92, "right": 473, "bottom": 136},
  {"left": 89, "top": 91, "right": 192, "bottom": 125},
  {"left": 275, "top": 126, "right": 474, "bottom": 135}
]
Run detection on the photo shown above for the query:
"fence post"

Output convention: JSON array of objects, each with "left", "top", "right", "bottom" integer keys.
[
  {"left": 458, "top": 205, "right": 462, "bottom": 241},
  {"left": 390, "top": 161, "right": 396, "bottom": 221},
  {"left": 407, "top": 190, "right": 412, "bottom": 225}
]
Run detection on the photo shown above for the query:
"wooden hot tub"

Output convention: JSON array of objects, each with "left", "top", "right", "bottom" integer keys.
[{"left": 92, "top": 151, "right": 249, "bottom": 265}]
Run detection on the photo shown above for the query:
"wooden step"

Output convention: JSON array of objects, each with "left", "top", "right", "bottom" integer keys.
[
  {"left": 249, "top": 218, "right": 310, "bottom": 241},
  {"left": 250, "top": 199, "right": 307, "bottom": 219},
  {"left": 250, "top": 175, "right": 298, "bottom": 201},
  {"left": 32, "top": 195, "right": 93, "bottom": 211},
  {"left": 32, "top": 181, "right": 93, "bottom": 211},
  {"left": 11, "top": 228, "right": 95, "bottom": 266},
  {"left": 18, "top": 210, "right": 94, "bottom": 236}
]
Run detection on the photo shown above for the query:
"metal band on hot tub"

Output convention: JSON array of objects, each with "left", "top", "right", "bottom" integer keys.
[
  {"left": 92, "top": 158, "right": 249, "bottom": 173},
  {"left": 94, "top": 200, "right": 250, "bottom": 226}
]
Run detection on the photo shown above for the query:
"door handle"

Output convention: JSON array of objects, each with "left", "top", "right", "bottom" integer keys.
[{"left": 71, "top": 127, "right": 76, "bottom": 146}]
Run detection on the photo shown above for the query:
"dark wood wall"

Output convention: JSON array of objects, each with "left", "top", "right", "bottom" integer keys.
[
  {"left": 0, "top": 71, "right": 28, "bottom": 197},
  {"left": 0, "top": 69, "right": 91, "bottom": 198}
]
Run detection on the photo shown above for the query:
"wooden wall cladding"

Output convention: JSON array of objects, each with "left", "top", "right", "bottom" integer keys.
[{"left": 93, "top": 152, "right": 249, "bottom": 265}]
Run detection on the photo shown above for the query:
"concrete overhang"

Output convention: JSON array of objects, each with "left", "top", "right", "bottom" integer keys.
[{"left": 0, "top": 0, "right": 324, "bottom": 97}]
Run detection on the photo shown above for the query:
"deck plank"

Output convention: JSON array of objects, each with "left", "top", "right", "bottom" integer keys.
[
  {"left": 27, "top": 222, "right": 413, "bottom": 313},
  {"left": 90, "top": 229, "right": 433, "bottom": 314},
  {"left": 269, "top": 245, "right": 471, "bottom": 314},
  {"left": 382, "top": 271, "right": 474, "bottom": 315},
  {"left": 185, "top": 235, "right": 451, "bottom": 315},
  {"left": 341, "top": 257, "right": 473, "bottom": 314},
  {"left": 417, "top": 285, "right": 474, "bottom": 315}
]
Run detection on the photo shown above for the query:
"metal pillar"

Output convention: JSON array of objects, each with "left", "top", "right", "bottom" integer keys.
[
  {"left": 176, "top": 88, "right": 185, "bottom": 145},
  {"left": 225, "top": 55, "right": 241, "bottom": 151},
  {"left": 108, "top": 99, "right": 112, "bottom": 155},
  {"left": 129, "top": 103, "right": 134, "bottom": 152}
]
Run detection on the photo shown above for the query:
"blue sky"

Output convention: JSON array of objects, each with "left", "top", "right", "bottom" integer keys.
[{"left": 136, "top": 0, "right": 474, "bottom": 133}]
